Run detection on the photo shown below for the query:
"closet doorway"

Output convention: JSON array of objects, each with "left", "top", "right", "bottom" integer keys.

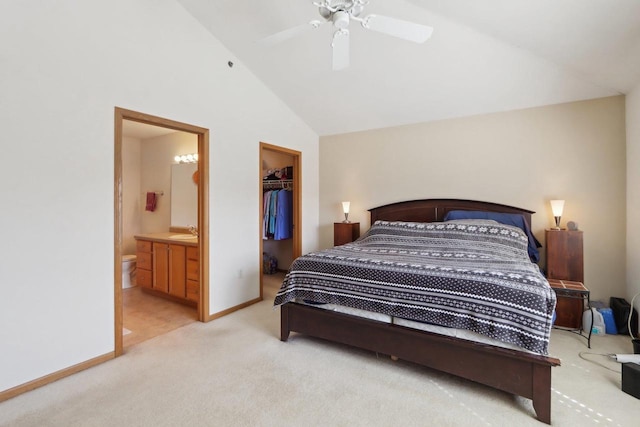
[
  {"left": 114, "top": 107, "right": 210, "bottom": 357},
  {"left": 259, "top": 142, "right": 301, "bottom": 300}
]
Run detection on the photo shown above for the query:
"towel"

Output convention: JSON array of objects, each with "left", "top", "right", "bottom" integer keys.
[{"left": 145, "top": 192, "right": 157, "bottom": 212}]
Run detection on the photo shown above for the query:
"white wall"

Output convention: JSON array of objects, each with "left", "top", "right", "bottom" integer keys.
[
  {"left": 627, "top": 84, "right": 640, "bottom": 332},
  {"left": 0, "top": 0, "right": 319, "bottom": 393},
  {"left": 320, "top": 96, "right": 626, "bottom": 305},
  {"left": 122, "top": 136, "right": 142, "bottom": 255}
]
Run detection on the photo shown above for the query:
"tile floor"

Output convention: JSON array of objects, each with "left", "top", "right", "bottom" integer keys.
[
  {"left": 122, "top": 286, "right": 198, "bottom": 349},
  {"left": 122, "top": 273, "right": 285, "bottom": 349}
]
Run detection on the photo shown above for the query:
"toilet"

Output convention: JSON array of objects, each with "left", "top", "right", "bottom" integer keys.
[{"left": 122, "top": 254, "right": 137, "bottom": 288}]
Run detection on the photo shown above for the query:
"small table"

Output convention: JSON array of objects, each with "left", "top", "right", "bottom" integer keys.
[
  {"left": 334, "top": 222, "right": 360, "bottom": 246},
  {"left": 548, "top": 279, "right": 592, "bottom": 348}
]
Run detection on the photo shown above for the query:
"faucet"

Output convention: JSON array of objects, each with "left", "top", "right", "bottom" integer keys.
[{"left": 188, "top": 225, "right": 199, "bottom": 237}]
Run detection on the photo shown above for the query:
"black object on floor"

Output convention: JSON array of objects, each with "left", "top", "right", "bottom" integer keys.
[
  {"left": 610, "top": 297, "right": 638, "bottom": 336},
  {"left": 622, "top": 362, "right": 640, "bottom": 399}
]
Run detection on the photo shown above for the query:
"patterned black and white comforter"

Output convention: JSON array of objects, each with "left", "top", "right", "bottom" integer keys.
[{"left": 274, "top": 220, "right": 556, "bottom": 354}]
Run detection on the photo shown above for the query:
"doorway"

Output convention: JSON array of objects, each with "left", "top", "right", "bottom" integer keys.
[
  {"left": 114, "top": 107, "right": 210, "bottom": 357},
  {"left": 259, "top": 142, "right": 302, "bottom": 300}
]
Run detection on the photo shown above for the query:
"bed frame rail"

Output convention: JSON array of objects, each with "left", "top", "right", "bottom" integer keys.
[{"left": 281, "top": 302, "right": 560, "bottom": 424}]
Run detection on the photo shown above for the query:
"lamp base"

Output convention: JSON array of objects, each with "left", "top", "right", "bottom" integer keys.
[{"left": 554, "top": 216, "right": 562, "bottom": 230}]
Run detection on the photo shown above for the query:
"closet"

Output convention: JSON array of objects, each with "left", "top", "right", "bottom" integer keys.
[
  {"left": 259, "top": 143, "right": 301, "bottom": 299},
  {"left": 262, "top": 157, "right": 294, "bottom": 272}
]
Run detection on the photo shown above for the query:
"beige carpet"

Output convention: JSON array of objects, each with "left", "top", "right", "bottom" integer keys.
[{"left": 1, "top": 275, "right": 639, "bottom": 426}]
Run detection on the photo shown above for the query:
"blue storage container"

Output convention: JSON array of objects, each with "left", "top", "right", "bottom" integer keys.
[{"left": 597, "top": 307, "right": 618, "bottom": 334}]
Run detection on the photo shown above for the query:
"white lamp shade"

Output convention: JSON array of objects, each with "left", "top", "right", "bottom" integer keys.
[
  {"left": 342, "top": 201, "right": 350, "bottom": 214},
  {"left": 550, "top": 200, "right": 565, "bottom": 217}
]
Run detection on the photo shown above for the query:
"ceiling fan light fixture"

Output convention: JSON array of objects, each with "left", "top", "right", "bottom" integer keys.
[
  {"left": 351, "top": 3, "right": 364, "bottom": 17},
  {"left": 332, "top": 10, "right": 350, "bottom": 29}
]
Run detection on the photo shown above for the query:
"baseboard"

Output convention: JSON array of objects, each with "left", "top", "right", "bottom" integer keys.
[
  {"left": 0, "top": 352, "right": 114, "bottom": 403},
  {"left": 208, "top": 297, "right": 262, "bottom": 321}
]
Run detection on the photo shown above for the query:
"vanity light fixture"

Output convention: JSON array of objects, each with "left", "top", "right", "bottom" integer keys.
[
  {"left": 550, "top": 199, "right": 565, "bottom": 230},
  {"left": 174, "top": 153, "right": 199, "bottom": 164},
  {"left": 342, "top": 201, "right": 351, "bottom": 223}
]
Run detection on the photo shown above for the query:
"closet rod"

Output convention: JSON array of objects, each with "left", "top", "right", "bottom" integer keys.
[{"left": 263, "top": 179, "right": 293, "bottom": 190}]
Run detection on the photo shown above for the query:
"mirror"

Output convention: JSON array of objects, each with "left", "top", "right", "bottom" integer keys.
[{"left": 171, "top": 163, "right": 198, "bottom": 227}]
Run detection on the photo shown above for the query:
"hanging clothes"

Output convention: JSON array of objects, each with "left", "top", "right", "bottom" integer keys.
[
  {"left": 263, "top": 190, "right": 272, "bottom": 240},
  {"left": 274, "top": 189, "right": 293, "bottom": 240},
  {"left": 268, "top": 189, "right": 279, "bottom": 236},
  {"left": 262, "top": 188, "right": 293, "bottom": 240}
]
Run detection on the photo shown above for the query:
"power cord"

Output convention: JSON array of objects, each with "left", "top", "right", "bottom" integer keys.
[
  {"left": 578, "top": 351, "right": 620, "bottom": 373},
  {"left": 576, "top": 293, "right": 639, "bottom": 373},
  {"left": 628, "top": 291, "right": 640, "bottom": 340}
]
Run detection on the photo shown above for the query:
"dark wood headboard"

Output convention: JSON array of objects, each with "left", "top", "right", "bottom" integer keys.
[{"left": 368, "top": 199, "right": 535, "bottom": 229}]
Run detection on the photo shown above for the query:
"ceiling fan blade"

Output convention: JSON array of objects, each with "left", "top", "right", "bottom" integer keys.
[
  {"left": 258, "top": 20, "right": 325, "bottom": 46},
  {"left": 361, "top": 14, "right": 433, "bottom": 43},
  {"left": 332, "top": 29, "right": 350, "bottom": 71}
]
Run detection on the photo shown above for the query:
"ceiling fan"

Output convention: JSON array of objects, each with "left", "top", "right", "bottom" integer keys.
[{"left": 259, "top": 0, "right": 433, "bottom": 71}]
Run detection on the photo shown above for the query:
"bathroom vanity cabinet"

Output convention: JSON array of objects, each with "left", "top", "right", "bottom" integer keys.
[
  {"left": 135, "top": 240, "right": 153, "bottom": 288},
  {"left": 135, "top": 234, "right": 198, "bottom": 306},
  {"left": 185, "top": 246, "right": 199, "bottom": 302},
  {"left": 153, "top": 242, "right": 186, "bottom": 296}
]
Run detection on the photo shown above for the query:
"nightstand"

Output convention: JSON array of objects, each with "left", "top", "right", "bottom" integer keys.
[
  {"left": 548, "top": 279, "right": 592, "bottom": 348},
  {"left": 334, "top": 222, "right": 360, "bottom": 246},
  {"left": 545, "top": 229, "right": 583, "bottom": 282},
  {"left": 545, "top": 229, "right": 586, "bottom": 335}
]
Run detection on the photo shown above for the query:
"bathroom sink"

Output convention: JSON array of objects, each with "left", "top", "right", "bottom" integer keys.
[{"left": 168, "top": 234, "right": 197, "bottom": 240}]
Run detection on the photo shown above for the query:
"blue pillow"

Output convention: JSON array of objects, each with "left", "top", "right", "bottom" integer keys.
[{"left": 443, "top": 210, "right": 541, "bottom": 263}]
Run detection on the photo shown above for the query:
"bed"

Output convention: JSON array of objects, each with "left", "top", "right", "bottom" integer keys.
[{"left": 274, "top": 199, "right": 560, "bottom": 424}]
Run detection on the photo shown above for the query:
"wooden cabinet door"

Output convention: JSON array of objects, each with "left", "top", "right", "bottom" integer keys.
[
  {"left": 545, "top": 230, "right": 583, "bottom": 282},
  {"left": 168, "top": 244, "right": 186, "bottom": 298},
  {"left": 153, "top": 242, "right": 169, "bottom": 293},
  {"left": 334, "top": 222, "right": 360, "bottom": 246}
]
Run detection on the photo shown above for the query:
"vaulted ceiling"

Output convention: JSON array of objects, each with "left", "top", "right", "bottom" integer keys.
[{"left": 177, "top": 0, "right": 640, "bottom": 136}]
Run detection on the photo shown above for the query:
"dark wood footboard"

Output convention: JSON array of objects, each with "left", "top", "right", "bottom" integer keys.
[{"left": 280, "top": 302, "right": 560, "bottom": 424}]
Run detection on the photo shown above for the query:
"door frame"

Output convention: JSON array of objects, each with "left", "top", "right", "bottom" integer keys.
[
  {"left": 259, "top": 142, "right": 302, "bottom": 299},
  {"left": 114, "top": 107, "right": 210, "bottom": 357}
]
